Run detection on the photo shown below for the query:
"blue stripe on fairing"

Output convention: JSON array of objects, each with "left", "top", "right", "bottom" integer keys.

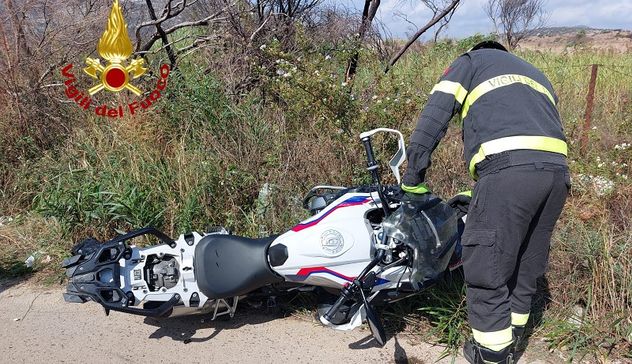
[{"left": 292, "top": 195, "right": 371, "bottom": 231}]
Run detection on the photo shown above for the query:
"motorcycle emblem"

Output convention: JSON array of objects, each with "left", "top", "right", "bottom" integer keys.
[
  {"left": 84, "top": 0, "right": 147, "bottom": 96},
  {"left": 321, "top": 230, "right": 344, "bottom": 255}
]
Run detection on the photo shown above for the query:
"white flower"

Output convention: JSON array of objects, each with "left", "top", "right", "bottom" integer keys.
[
  {"left": 276, "top": 69, "right": 286, "bottom": 76},
  {"left": 592, "top": 175, "right": 614, "bottom": 196},
  {"left": 592, "top": 126, "right": 597, "bottom": 130},
  {"left": 325, "top": 55, "right": 331, "bottom": 60},
  {"left": 372, "top": 95, "right": 378, "bottom": 100},
  {"left": 341, "top": 82, "right": 348, "bottom": 87},
  {"left": 259, "top": 44, "right": 267, "bottom": 50},
  {"left": 283, "top": 72, "right": 291, "bottom": 78},
  {"left": 622, "top": 175, "right": 628, "bottom": 180}
]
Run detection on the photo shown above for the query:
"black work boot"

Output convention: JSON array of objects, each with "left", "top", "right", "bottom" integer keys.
[
  {"left": 463, "top": 338, "right": 515, "bottom": 364},
  {"left": 512, "top": 325, "right": 526, "bottom": 351}
]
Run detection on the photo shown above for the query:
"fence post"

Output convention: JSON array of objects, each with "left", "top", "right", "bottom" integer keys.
[{"left": 580, "top": 64, "right": 599, "bottom": 155}]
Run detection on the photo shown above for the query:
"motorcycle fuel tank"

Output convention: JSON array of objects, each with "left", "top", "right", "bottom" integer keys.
[{"left": 269, "top": 193, "right": 378, "bottom": 288}]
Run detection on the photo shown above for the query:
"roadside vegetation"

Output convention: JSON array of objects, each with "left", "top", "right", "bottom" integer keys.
[{"left": 0, "top": 2, "right": 630, "bottom": 361}]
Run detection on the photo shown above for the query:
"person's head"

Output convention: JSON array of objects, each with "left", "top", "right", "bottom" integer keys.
[{"left": 468, "top": 40, "right": 508, "bottom": 52}]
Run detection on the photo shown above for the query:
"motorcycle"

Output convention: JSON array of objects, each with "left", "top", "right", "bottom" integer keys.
[{"left": 62, "top": 128, "right": 468, "bottom": 346}]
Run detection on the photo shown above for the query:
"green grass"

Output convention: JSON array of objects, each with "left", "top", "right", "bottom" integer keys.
[{"left": 0, "top": 35, "right": 630, "bottom": 359}]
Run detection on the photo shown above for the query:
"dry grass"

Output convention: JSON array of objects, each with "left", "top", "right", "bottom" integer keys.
[{"left": 0, "top": 33, "right": 630, "bottom": 359}]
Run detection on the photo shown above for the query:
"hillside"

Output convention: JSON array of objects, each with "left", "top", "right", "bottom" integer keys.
[{"left": 520, "top": 26, "right": 632, "bottom": 53}]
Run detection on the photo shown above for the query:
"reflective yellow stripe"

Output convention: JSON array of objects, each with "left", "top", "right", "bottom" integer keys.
[
  {"left": 430, "top": 80, "right": 468, "bottom": 104},
  {"left": 401, "top": 183, "right": 431, "bottom": 194},
  {"left": 457, "top": 190, "right": 472, "bottom": 198},
  {"left": 461, "top": 74, "right": 556, "bottom": 119},
  {"left": 469, "top": 136, "right": 568, "bottom": 179},
  {"left": 511, "top": 312, "right": 530, "bottom": 326},
  {"left": 472, "top": 327, "right": 513, "bottom": 351}
]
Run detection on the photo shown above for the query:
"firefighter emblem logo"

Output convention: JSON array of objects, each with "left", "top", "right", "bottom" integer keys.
[{"left": 84, "top": 0, "right": 146, "bottom": 96}]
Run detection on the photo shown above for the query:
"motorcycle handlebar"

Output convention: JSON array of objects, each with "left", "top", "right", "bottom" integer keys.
[
  {"left": 362, "top": 137, "right": 378, "bottom": 171},
  {"left": 361, "top": 136, "right": 390, "bottom": 217},
  {"left": 323, "top": 290, "right": 349, "bottom": 322}
]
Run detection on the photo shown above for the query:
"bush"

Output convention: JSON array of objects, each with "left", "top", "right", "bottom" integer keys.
[{"left": 0, "top": 36, "right": 630, "bottom": 360}]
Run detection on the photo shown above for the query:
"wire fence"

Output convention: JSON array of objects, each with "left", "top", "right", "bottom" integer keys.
[{"left": 532, "top": 61, "right": 632, "bottom": 155}]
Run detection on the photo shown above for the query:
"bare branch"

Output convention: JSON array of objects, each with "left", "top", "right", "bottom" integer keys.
[
  {"left": 249, "top": 13, "right": 275, "bottom": 42},
  {"left": 385, "top": 0, "right": 460, "bottom": 73}
]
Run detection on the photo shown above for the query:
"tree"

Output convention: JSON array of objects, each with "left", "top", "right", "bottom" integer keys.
[
  {"left": 385, "top": 0, "right": 460, "bottom": 73},
  {"left": 134, "top": 0, "right": 235, "bottom": 68},
  {"left": 347, "top": 0, "right": 461, "bottom": 80},
  {"left": 484, "top": 0, "right": 547, "bottom": 49},
  {"left": 344, "top": 0, "right": 381, "bottom": 82},
  {"left": 421, "top": 0, "right": 460, "bottom": 42}
]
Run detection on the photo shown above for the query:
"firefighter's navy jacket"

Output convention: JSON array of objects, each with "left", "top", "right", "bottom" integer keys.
[{"left": 402, "top": 48, "right": 567, "bottom": 185}]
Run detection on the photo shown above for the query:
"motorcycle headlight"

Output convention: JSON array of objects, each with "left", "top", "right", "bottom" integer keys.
[{"left": 382, "top": 194, "right": 458, "bottom": 290}]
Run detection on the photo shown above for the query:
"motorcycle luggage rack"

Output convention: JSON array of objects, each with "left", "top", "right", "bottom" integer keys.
[{"left": 210, "top": 296, "right": 239, "bottom": 320}]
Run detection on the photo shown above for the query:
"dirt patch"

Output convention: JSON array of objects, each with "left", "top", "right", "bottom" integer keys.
[{"left": 0, "top": 283, "right": 567, "bottom": 363}]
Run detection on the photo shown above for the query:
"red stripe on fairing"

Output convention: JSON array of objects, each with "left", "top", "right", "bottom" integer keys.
[
  {"left": 291, "top": 198, "right": 370, "bottom": 232},
  {"left": 296, "top": 266, "right": 356, "bottom": 281}
]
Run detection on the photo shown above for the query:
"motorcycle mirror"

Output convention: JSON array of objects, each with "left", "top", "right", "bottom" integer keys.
[
  {"left": 357, "top": 276, "right": 387, "bottom": 347},
  {"left": 358, "top": 128, "right": 406, "bottom": 184},
  {"left": 364, "top": 302, "right": 387, "bottom": 346}
]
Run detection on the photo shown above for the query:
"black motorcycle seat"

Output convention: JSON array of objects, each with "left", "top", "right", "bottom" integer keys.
[{"left": 194, "top": 234, "right": 283, "bottom": 299}]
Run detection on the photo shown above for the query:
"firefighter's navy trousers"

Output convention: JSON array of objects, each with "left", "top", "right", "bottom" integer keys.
[{"left": 462, "top": 155, "right": 569, "bottom": 350}]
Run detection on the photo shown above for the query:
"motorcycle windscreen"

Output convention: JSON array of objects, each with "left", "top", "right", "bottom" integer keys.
[{"left": 382, "top": 194, "right": 458, "bottom": 290}]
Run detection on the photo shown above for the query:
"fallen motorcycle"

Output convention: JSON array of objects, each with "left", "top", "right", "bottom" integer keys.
[{"left": 62, "top": 128, "right": 468, "bottom": 346}]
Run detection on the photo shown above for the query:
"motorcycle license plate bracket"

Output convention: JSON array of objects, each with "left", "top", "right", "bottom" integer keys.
[{"left": 64, "top": 227, "right": 181, "bottom": 317}]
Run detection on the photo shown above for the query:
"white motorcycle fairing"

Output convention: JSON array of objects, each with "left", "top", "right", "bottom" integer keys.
[{"left": 270, "top": 192, "right": 405, "bottom": 291}]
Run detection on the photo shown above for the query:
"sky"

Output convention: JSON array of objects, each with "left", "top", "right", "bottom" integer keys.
[{"left": 334, "top": 0, "right": 632, "bottom": 39}]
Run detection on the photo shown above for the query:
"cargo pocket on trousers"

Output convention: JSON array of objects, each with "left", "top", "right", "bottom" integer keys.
[{"left": 461, "top": 229, "right": 499, "bottom": 289}]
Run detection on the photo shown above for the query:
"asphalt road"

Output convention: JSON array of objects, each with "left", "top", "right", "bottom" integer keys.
[{"left": 0, "top": 283, "right": 556, "bottom": 364}]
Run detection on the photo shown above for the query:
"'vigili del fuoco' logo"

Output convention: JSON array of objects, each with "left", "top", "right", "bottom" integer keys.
[{"left": 61, "top": 0, "right": 170, "bottom": 118}]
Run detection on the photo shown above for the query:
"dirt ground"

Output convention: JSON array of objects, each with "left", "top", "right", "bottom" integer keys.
[{"left": 0, "top": 282, "right": 563, "bottom": 364}]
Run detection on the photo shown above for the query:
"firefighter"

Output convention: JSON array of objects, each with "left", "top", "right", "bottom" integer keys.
[{"left": 401, "top": 41, "right": 570, "bottom": 363}]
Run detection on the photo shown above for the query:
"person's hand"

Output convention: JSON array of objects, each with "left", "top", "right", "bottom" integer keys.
[
  {"left": 401, "top": 183, "right": 431, "bottom": 201},
  {"left": 446, "top": 190, "right": 471, "bottom": 217}
]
